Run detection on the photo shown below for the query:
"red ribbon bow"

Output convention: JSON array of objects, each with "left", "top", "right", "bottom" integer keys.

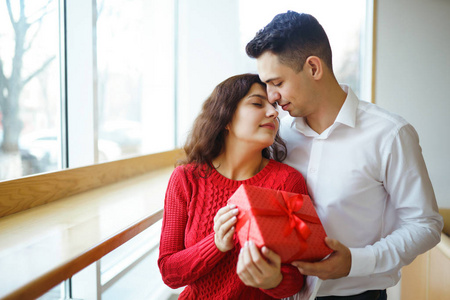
[
  {"left": 237, "top": 191, "right": 320, "bottom": 256},
  {"left": 277, "top": 192, "right": 312, "bottom": 238}
]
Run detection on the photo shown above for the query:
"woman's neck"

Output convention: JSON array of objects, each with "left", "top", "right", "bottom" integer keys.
[{"left": 212, "top": 147, "right": 266, "bottom": 181}]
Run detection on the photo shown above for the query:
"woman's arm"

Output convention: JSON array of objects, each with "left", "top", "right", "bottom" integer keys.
[
  {"left": 263, "top": 263, "right": 305, "bottom": 298},
  {"left": 157, "top": 167, "right": 227, "bottom": 288}
]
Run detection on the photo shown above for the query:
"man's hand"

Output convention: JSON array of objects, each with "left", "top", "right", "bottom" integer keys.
[
  {"left": 236, "top": 241, "right": 283, "bottom": 289},
  {"left": 291, "top": 237, "right": 351, "bottom": 280},
  {"left": 213, "top": 204, "right": 238, "bottom": 252}
]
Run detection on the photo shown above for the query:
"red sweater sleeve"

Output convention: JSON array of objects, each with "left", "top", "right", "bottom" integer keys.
[
  {"left": 158, "top": 167, "right": 226, "bottom": 288},
  {"left": 261, "top": 264, "right": 304, "bottom": 298}
]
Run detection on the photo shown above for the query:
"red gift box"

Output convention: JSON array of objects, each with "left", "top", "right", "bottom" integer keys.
[{"left": 228, "top": 184, "right": 332, "bottom": 263}]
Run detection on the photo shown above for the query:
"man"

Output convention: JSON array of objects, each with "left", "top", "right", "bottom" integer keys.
[{"left": 239, "top": 11, "right": 443, "bottom": 299}]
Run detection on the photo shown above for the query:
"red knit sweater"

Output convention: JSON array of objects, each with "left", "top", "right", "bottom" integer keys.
[{"left": 158, "top": 160, "right": 307, "bottom": 299}]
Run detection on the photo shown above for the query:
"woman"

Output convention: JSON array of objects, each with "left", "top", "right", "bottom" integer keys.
[{"left": 158, "top": 74, "right": 306, "bottom": 299}]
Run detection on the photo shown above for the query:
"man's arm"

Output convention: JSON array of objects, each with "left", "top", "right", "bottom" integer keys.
[{"left": 294, "top": 124, "right": 443, "bottom": 280}]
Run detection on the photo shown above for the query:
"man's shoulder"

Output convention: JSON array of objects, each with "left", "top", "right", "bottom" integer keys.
[{"left": 357, "top": 100, "right": 410, "bottom": 130}]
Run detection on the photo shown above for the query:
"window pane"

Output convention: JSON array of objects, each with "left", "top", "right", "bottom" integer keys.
[
  {"left": 0, "top": 0, "right": 62, "bottom": 180},
  {"left": 100, "top": 221, "right": 176, "bottom": 299},
  {"left": 36, "top": 283, "right": 64, "bottom": 300},
  {"left": 96, "top": 0, "right": 176, "bottom": 163}
]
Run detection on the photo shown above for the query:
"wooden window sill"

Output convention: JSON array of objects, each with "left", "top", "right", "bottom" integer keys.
[{"left": 0, "top": 150, "right": 182, "bottom": 300}]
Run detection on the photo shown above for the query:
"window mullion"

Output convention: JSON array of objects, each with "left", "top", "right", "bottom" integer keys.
[{"left": 65, "top": 0, "right": 96, "bottom": 168}]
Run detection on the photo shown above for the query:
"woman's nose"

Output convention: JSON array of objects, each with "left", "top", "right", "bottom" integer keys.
[{"left": 266, "top": 104, "right": 279, "bottom": 118}]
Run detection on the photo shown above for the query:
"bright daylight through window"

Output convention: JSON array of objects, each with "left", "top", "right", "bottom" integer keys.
[
  {"left": 95, "top": 0, "right": 176, "bottom": 163},
  {"left": 0, "top": 0, "right": 61, "bottom": 181}
]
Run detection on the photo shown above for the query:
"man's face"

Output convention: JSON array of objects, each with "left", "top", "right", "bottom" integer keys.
[{"left": 256, "top": 51, "right": 314, "bottom": 118}]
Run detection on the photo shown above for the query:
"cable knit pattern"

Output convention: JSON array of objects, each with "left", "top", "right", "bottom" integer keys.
[{"left": 158, "top": 159, "right": 308, "bottom": 299}]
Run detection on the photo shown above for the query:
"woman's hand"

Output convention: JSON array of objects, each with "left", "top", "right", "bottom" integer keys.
[
  {"left": 214, "top": 204, "right": 239, "bottom": 252},
  {"left": 237, "top": 241, "right": 283, "bottom": 289}
]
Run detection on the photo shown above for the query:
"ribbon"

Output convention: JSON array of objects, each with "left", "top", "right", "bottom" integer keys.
[{"left": 236, "top": 191, "right": 320, "bottom": 257}]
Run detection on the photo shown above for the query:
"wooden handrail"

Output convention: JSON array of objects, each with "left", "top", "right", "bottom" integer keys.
[
  {"left": 3, "top": 210, "right": 163, "bottom": 300},
  {"left": 0, "top": 151, "right": 181, "bottom": 299},
  {"left": 0, "top": 167, "right": 172, "bottom": 299}
]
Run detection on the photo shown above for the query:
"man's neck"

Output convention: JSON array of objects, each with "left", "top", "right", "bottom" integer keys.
[{"left": 306, "top": 83, "right": 347, "bottom": 135}]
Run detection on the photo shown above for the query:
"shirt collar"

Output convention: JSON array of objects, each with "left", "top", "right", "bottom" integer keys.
[
  {"left": 290, "top": 84, "right": 359, "bottom": 137},
  {"left": 335, "top": 84, "right": 358, "bottom": 128}
]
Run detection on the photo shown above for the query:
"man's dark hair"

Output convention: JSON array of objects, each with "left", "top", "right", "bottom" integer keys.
[{"left": 246, "top": 11, "right": 333, "bottom": 72}]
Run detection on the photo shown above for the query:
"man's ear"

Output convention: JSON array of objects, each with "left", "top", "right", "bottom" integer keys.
[{"left": 305, "top": 56, "right": 323, "bottom": 80}]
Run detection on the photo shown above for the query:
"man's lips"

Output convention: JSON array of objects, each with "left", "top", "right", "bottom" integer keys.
[{"left": 280, "top": 103, "right": 290, "bottom": 111}]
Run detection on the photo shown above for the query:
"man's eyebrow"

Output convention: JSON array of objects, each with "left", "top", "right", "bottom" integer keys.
[{"left": 263, "top": 77, "right": 279, "bottom": 84}]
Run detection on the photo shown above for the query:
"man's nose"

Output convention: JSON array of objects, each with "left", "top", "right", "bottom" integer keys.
[{"left": 267, "top": 87, "right": 281, "bottom": 104}]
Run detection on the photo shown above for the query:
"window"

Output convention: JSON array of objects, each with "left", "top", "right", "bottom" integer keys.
[
  {"left": 0, "top": 0, "right": 178, "bottom": 178},
  {"left": 0, "top": 0, "right": 62, "bottom": 181},
  {"left": 95, "top": 0, "right": 176, "bottom": 163}
]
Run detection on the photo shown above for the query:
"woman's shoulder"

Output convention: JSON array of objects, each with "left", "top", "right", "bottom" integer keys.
[
  {"left": 171, "top": 163, "right": 199, "bottom": 177},
  {"left": 267, "top": 160, "right": 307, "bottom": 194},
  {"left": 170, "top": 163, "right": 211, "bottom": 182}
]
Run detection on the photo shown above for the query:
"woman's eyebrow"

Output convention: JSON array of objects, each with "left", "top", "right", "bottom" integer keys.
[{"left": 247, "top": 93, "right": 268, "bottom": 100}]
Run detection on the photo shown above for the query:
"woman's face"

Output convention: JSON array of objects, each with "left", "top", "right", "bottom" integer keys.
[{"left": 226, "top": 83, "right": 279, "bottom": 150}]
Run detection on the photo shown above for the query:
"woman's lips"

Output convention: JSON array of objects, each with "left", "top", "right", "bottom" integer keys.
[{"left": 260, "top": 123, "right": 276, "bottom": 130}]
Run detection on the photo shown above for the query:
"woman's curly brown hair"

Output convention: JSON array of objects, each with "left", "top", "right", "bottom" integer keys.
[{"left": 179, "top": 73, "right": 287, "bottom": 175}]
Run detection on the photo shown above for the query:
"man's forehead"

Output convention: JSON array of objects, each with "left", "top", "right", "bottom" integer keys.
[{"left": 256, "top": 54, "right": 279, "bottom": 80}]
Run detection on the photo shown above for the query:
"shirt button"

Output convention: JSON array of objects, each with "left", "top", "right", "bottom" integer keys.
[{"left": 310, "top": 167, "right": 317, "bottom": 173}]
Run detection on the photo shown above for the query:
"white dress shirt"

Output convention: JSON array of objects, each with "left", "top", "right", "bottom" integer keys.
[{"left": 280, "top": 85, "right": 443, "bottom": 296}]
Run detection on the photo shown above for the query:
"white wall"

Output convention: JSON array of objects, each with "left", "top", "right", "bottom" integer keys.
[{"left": 375, "top": 0, "right": 450, "bottom": 208}]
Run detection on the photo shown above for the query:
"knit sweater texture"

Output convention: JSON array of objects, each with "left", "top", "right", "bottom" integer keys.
[{"left": 158, "top": 159, "right": 307, "bottom": 299}]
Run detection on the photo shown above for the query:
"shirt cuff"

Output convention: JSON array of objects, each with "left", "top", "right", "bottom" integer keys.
[{"left": 348, "top": 247, "right": 376, "bottom": 277}]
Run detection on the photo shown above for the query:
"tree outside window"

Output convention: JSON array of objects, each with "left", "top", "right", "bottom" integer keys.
[{"left": 0, "top": 0, "right": 61, "bottom": 181}]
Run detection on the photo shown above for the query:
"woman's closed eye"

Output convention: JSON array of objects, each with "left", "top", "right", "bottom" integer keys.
[{"left": 252, "top": 102, "right": 263, "bottom": 107}]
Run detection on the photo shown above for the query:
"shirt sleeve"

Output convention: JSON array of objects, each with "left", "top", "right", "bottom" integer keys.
[
  {"left": 157, "top": 167, "right": 227, "bottom": 288},
  {"left": 348, "top": 124, "right": 443, "bottom": 277}
]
